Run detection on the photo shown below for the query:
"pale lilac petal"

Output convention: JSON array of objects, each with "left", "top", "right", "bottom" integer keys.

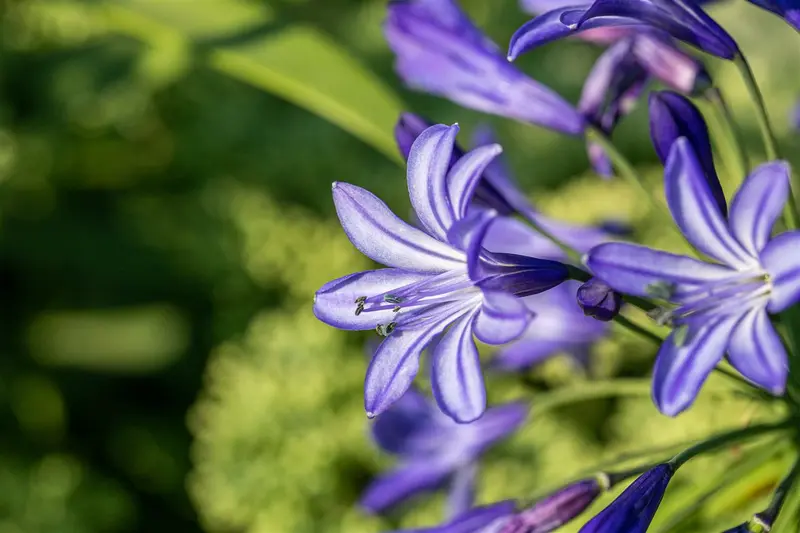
[
  {"left": 447, "top": 464, "right": 477, "bottom": 519},
  {"left": 483, "top": 216, "right": 564, "bottom": 261},
  {"left": 448, "top": 144, "right": 503, "bottom": 220},
  {"left": 333, "top": 182, "right": 465, "bottom": 272},
  {"left": 365, "top": 305, "right": 463, "bottom": 418},
  {"left": 314, "top": 270, "right": 430, "bottom": 330},
  {"left": 664, "top": 139, "right": 754, "bottom": 268},
  {"left": 407, "top": 124, "right": 460, "bottom": 239},
  {"left": 447, "top": 209, "right": 497, "bottom": 279},
  {"left": 586, "top": 242, "right": 733, "bottom": 298},
  {"left": 520, "top": 0, "right": 592, "bottom": 14},
  {"left": 761, "top": 231, "right": 800, "bottom": 313},
  {"left": 652, "top": 315, "right": 740, "bottom": 416},
  {"left": 728, "top": 161, "right": 791, "bottom": 256},
  {"left": 431, "top": 311, "right": 486, "bottom": 423},
  {"left": 474, "top": 290, "right": 533, "bottom": 345},
  {"left": 727, "top": 307, "right": 787, "bottom": 395},
  {"left": 360, "top": 459, "right": 454, "bottom": 513}
]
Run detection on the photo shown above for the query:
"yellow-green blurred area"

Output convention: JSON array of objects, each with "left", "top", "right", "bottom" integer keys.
[{"left": 1, "top": 0, "right": 799, "bottom": 531}]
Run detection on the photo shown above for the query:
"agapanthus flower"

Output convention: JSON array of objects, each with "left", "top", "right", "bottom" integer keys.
[
  {"left": 361, "top": 388, "right": 527, "bottom": 515},
  {"left": 511, "top": 0, "right": 739, "bottom": 61},
  {"left": 579, "top": 464, "right": 674, "bottom": 532},
  {"left": 745, "top": 0, "right": 800, "bottom": 31},
  {"left": 586, "top": 137, "right": 799, "bottom": 415},
  {"left": 314, "top": 124, "right": 569, "bottom": 422},
  {"left": 649, "top": 90, "right": 726, "bottom": 215},
  {"left": 385, "top": 0, "right": 584, "bottom": 135}
]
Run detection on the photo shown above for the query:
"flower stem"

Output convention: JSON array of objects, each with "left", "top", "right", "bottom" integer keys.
[
  {"left": 702, "top": 87, "right": 748, "bottom": 181},
  {"left": 669, "top": 419, "right": 791, "bottom": 469},
  {"left": 734, "top": 53, "right": 800, "bottom": 229},
  {"left": 760, "top": 457, "right": 800, "bottom": 530}
]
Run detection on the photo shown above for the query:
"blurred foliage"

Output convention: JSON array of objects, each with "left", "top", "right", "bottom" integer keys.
[{"left": 1, "top": 0, "right": 799, "bottom": 532}]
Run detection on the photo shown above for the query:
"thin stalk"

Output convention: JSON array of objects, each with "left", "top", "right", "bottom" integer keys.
[
  {"left": 760, "top": 457, "right": 800, "bottom": 529},
  {"left": 734, "top": 53, "right": 800, "bottom": 229},
  {"left": 702, "top": 87, "right": 748, "bottom": 180},
  {"left": 669, "top": 420, "right": 791, "bottom": 469}
]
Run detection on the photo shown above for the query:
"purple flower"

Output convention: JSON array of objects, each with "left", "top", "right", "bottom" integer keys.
[
  {"left": 579, "top": 464, "right": 674, "bottom": 532},
  {"left": 361, "top": 388, "right": 527, "bottom": 515},
  {"left": 577, "top": 278, "right": 622, "bottom": 321},
  {"left": 586, "top": 137, "right": 799, "bottom": 415},
  {"left": 744, "top": 0, "right": 800, "bottom": 31},
  {"left": 510, "top": 0, "right": 739, "bottom": 60},
  {"left": 314, "top": 124, "right": 569, "bottom": 422},
  {"left": 385, "top": 0, "right": 584, "bottom": 135},
  {"left": 649, "top": 91, "right": 726, "bottom": 216}
]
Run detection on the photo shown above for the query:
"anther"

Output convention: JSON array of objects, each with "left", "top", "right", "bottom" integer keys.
[
  {"left": 383, "top": 294, "right": 403, "bottom": 304},
  {"left": 646, "top": 281, "right": 676, "bottom": 301},
  {"left": 355, "top": 303, "right": 365, "bottom": 316},
  {"left": 355, "top": 296, "right": 367, "bottom": 304},
  {"left": 393, "top": 306, "right": 401, "bottom": 313}
]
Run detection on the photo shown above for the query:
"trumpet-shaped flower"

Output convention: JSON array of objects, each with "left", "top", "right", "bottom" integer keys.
[
  {"left": 587, "top": 137, "right": 799, "bottom": 415},
  {"left": 385, "top": 0, "right": 584, "bottom": 135},
  {"left": 361, "top": 388, "right": 527, "bottom": 515},
  {"left": 314, "top": 124, "right": 569, "bottom": 422}
]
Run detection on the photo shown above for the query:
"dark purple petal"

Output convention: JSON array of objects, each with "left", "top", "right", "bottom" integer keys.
[
  {"left": 519, "top": 0, "right": 639, "bottom": 42},
  {"left": 508, "top": 7, "right": 641, "bottom": 60},
  {"left": 474, "top": 290, "right": 534, "bottom": 345},
  {"left": 386, "top": 501, "right": 517, "bottom": 533},
  {"left": 479, "top": 252, "right": 570, "bottom": 297},
  {"left": 371, "top": 387, "right": 435, "bottom": 455},
  {"left": 314, "top": 269, "right": 430, "bottom": 330},
  {"left": 652, "top": 315, "right": 739, "bottom": 416},
  {"left": 431, "top": 311, "right": 486, "bottom": 423},
  {"left": 504, "top": 478, "right": 604, "bottom": 533},
  {"left": 577, "top": 0, "right": 739, "bottom": 59},
  {"left": 727, "top": 307, "right": 787, "bottom": 395},
  {"left": 577, "top": 278, "right": 622, "bottom": 321},
  {"left": 761, "top": 231, "right": 800, "bottom": 313},
  {"left": 365, "top": 303, "right": 466, "bottom": 418},
  {"left": 387, "top": 0, "right": 585, "bottom": 134},
  {"left": 448, "top": 144, "right": 504, "bottom": 220},
  {"left": 407, "top": 124, "right": 460, "bottom": 239},
  {"left": 649, "top": 92, "right": 726, "bottom": 216},
  {"left": 447, "top": 464, "right": 478, "bottom": 519},
  {"left": 632, "top": 33, "right": 710, "bottom": 94},
  {"left": 359, "top": 459, "right": 455, "bottom": 513},
  {"left": 586, "top": 242, "right": 733, "bottom": 298},
  {"left": 728, "top": 161, "right": 791, "bottom": 255},
  {"left": 664, "top": 139, "right": 754, "bottom": 268},
  {"left": 333, "top": 182, "right": 465, "bottom": 272},
  {"left": 447, "top": 209, "right": 497, "bottom": 279},
  {"left": 579, "top": 465, "right": 673, "bottom": 533}
]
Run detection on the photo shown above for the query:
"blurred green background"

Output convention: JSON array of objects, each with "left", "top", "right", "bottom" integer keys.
[{"left": 1, "top": 1, "right": 799, "bottom": 532}]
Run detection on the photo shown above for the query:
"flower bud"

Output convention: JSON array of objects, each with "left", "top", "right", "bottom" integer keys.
[{"left": 577, "top": 278, "right": 622, "bottom": 322}]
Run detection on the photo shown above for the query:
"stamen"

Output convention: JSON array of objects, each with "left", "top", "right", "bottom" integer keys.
[
  {"left": 375, "top": 322, "right": 397, "bottom": 337},
  {"left": 355, "top": 303, "right": 365, "bottom": 316},
  {"left": 354, "top": 296, "right": 367, "bottom": 304},
  {"left": 383, "top": 294, "right": 403, "bottom": 304},
  {"left": 646, "top": 281, "right": 676, "bottom": 301}
]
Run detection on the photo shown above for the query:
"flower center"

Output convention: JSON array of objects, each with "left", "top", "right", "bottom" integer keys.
[{"left": 352, "top": 270, "right": 480, "bottom": 337}]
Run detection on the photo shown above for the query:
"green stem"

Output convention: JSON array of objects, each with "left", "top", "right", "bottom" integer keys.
[
  {"left": 761, "top": 457, "right": 800, "bottom": 529},
  {"left": 613, "top": 314, "right": 663, "bottom": 346},
  {"left": 702, "top": 87, "right": 748, "bottom": 180},
  {"left": 669, "top": 420, "right": 791, "bottom": 469},
  {"left": 734, "top": 53, "right": 800, "bottom": 229}
]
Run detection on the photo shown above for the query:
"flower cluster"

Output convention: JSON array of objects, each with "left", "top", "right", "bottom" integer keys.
[{"left": 313, "top": 0, "right": 800, "bottom": 530}]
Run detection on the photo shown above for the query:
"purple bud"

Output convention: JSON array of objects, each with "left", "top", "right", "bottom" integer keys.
[
  {"left": 577, "top": 278, "right": 622, "bottom": 322},
  {"left": 648, "top": 91, "right": 727, "bottom": 216},
  {"left": 498, "top": 476, "right": 608, "bottom": 533},
  {"left": 579, "top": 464, "right": 674, "bottom": 533}
]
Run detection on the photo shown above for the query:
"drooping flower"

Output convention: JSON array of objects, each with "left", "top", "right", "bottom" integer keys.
[
  {"left": 649, "top": 90, "right": 726, "bottom": 215},
  {"left": 586, "top": 137, "right": 799, "bottom": 415},
  {"left": 510, "top": 0, "right": 739, "bottom": 61},
  {"left": 361, "top": 388, "right": 527, "bottom": 515},
  {"left": 314, "top": 124, "right": 570, "bottom": 422},
  {"left": 579, "top": 464, "right": 674, "bottom": 532},
  {"left": 577, "top": 278, "right": 622, "bottom": 322},
  {"left": 744, "top": 0, "right": 800, "bottom": 32},
  {"left": 385, "top": 0, "right": 584, "bottom": 135}
]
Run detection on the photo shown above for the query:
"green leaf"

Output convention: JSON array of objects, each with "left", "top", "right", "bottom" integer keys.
[{"left": 102, "top": 1, "right": 405, "bottom": 163}]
